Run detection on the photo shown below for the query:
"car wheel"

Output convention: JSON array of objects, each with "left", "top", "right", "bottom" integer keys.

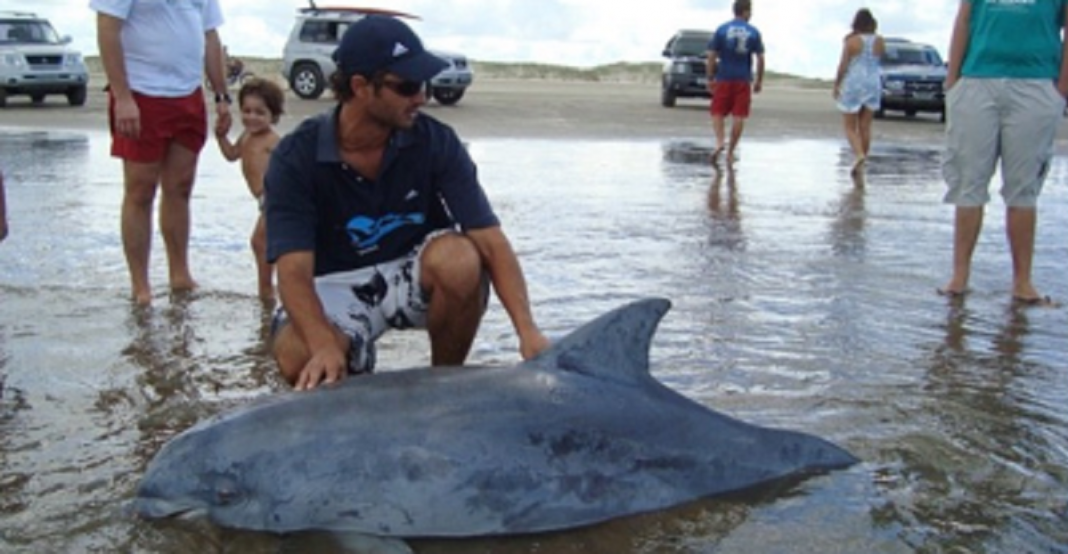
[
  {"left": 660, "top": 85, "right": 676, "bottom": 108},
  {"left": 67, "top": 85, "right": 87, "bottom": 107},
  {"left": 290, "top": 63, "right": 325, "bottom": 100},
  {"left": 0, "top": 88, "right": 6, "bottom": 108},
  {"left": 432, "top": 88, "right": 464, "bottom": 106},
  {"left": 31, "top": 93, "right": 46, "bottom": 104},
  {"left": 905, "top": 109, "right": 917, "bottom": 117},
  {"left": 940, "top": 109, "right": 946, "bottom": 123},
  {"left": 874, "top": 106, "right": 885, "bottom": 119}
]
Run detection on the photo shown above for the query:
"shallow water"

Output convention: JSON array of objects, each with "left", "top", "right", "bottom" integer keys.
[{"left": 1, "top": 127, "right": 1066, "bottom": 553}]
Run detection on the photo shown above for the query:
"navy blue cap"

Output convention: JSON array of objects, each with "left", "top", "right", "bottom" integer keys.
[{"left": 332, "top": 16, "right": 448, "bottom": 82}]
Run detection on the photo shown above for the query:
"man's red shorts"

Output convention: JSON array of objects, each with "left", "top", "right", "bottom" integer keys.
[
  {"left": 108, "top": 89, "right": 207, "bottom": 163},
  {"left": 710, "top": 81, "right": 753, "bottom": 118}
]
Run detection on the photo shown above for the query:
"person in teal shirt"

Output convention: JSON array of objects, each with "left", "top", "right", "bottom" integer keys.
[{"left": 940, "top": 0, "right": 1068, "bottom": 305}]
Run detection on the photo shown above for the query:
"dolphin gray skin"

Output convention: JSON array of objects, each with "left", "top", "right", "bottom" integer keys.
[{"left": 132, "top": 298, "right": 858, "bottom": 537}]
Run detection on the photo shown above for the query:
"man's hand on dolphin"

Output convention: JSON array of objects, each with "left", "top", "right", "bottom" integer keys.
[
  {"left": 296, "top": 343, "right": 348, "bottom": 391},
  {"left": 520, "top": 329, "right": 551, "bottom": 361}
]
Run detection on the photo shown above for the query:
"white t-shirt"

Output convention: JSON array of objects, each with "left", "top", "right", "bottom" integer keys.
[{"left": 90, "top": 0, "right": 224, "bottom": 97}]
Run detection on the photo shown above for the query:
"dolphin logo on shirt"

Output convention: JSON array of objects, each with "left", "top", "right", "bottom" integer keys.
[{"left": 346, "top": 213, "right": 426, "bottom": 251}]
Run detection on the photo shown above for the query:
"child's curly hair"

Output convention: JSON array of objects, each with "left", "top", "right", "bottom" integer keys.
[{"left": 238, "top": 78, "right": 286, "bottom": 124}]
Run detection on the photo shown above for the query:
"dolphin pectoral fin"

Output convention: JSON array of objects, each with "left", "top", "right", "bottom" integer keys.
[
  {"left": 312, "top": 531, "right": 413, "bottom": 554},
  {"left": 128, "top": 496, "right": 205, "bottom": 520},
  {"left": 530, "top": 298, "right": 671, "bottom": 386}
]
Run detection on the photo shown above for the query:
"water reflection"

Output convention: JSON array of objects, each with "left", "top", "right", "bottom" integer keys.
[
  {"left": 830, "top": 172, "right": 866, "bottom": 259},
  {"left": 889, "top": 304, "right": 1068, "bottom": 552},
  {"left": 707, "top": 166, "right": 745, "bottom": 252}
]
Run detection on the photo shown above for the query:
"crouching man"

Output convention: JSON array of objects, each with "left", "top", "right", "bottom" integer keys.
[{"left": 265, "top": 16, "right": 549, "bottom": 390}]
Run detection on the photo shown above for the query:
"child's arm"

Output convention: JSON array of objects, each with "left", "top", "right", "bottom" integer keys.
[{"left": 215, "top": 129, "right": 244, "bottom": 162}]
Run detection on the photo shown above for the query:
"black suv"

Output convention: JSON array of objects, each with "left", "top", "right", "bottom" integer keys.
[
  {"left": 660, "top": 29, "right": 713, "bottom": 108},
  {"left": 878, "top": 38, "right": 946, "bottom": 121}
]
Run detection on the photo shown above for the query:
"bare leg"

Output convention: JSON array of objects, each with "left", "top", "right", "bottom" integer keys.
[
  {"left": 121, "top": 161, "right": 163, "bottom": 305},
  {"left": 726, "top": 116, "right": 746, "bottom": 162},
  {"left": 1006, "top": 206, "right": 1041, "bottom": 300},
  {"left": 158, "top": 142, "right": 199, "bottom": 292},
  {"left": 251, "top": 215, "right": 273, "bottom": 300},
  {"left": 858, "top": 107, "right": 875, "bottom": 157},
  {"left": 843, "top": 112, "right": 864, "bottom": 161},
  {"left": 942, "top": 205, "right": 984, "bottom": 295},
  {"left": 420, "top": 233, "right": 486, "bottom": 366}
]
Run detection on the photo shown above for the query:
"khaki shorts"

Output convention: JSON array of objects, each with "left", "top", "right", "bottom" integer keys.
[{"left": 942, "top": 78, "right": 1065, "bottom": 208}]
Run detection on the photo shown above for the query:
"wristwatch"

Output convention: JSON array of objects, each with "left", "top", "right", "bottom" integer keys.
[{"left": 214, "top": 92, "right": 232, "bottom": 104}]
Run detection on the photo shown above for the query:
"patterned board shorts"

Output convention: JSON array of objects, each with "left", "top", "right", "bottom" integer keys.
[{"left": 271, "top": 232, "right": 444, "bottom": 375}]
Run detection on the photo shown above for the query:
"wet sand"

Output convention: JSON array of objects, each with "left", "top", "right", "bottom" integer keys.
[
  {"left": 0, "top": 77, "right": 958, "bottom": 144},
  {"left": 2, "top": 77, "right": 1068, "bottom": 554}
]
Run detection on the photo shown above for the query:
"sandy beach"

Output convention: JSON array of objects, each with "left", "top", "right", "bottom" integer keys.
[{"left": 0, "top": 74, "right": 959, "bottom": 144}]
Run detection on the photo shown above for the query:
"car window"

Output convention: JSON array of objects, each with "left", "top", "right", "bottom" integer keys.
[
  {"left": 923, "top": 48, "right": 944, "bottom": 66},
  {"left": 299, "top": 20, "right": 341, "bottom": 44},
  {"left": 883, "top": 47, "right": 928, "bottom": 66},
  {"left": 0, "top": 20, "right": 61, "bottom": 44},
  {"left": 674, "top": 35, "right": 712, "bottom": 56}
]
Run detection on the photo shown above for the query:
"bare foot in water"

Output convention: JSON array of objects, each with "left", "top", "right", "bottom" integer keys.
[
  {"left": 1012, "top": 283, "right": 1057, "bottom": 307},
  {"left": 170, "top": 274, "right": 198, "bottom": 293},
  {"left": 132, "top": 288, "right": 153, "bottom": 306}
]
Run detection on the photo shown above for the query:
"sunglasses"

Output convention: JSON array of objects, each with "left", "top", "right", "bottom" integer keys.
[{"left": 377, "top": 78, "right": 424, "bottom": 98}]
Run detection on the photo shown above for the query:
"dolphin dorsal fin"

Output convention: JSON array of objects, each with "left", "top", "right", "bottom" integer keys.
[{"left": 531, "top": 298, "right": 671, "bottom": 387}]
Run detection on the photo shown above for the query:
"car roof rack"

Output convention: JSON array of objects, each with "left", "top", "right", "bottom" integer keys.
[
  {"left": 297, "top": 3, "right": 419, "bottom": 20},
  {"left": 0, "top": 11, "right": 39, "bottom": 18}
]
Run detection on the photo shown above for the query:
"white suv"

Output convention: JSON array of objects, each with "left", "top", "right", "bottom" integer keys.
[
  {"left": 282, "top": 6, "right": 473, "bottom": 105},
  {"left": 0, "top": 11, "right": 89, "bottom": 108}
]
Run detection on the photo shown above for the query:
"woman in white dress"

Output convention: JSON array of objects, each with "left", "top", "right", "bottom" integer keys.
[{"left": 833, "top": 9, "right": 885, "bottom": 176}]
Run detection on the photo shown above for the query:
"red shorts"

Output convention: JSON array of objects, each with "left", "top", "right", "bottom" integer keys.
[
  {"left": 710, "top": 81, "right": 753, "bottom": 118},
  {"left": 108, "top": 89, "right": 207, "bottom": 162}
]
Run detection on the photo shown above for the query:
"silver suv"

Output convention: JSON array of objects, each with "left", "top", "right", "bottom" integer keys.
[
  {"left": 281, "top": 6, "right": 473, "bottom": 105},
  {"left": 0, "top": 11, "right": 89, "bottom": 108}
]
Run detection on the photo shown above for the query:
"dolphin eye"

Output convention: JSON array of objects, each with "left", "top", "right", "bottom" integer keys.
[{"left": 216, "top": 486, "right": 241, "bottom": 505}]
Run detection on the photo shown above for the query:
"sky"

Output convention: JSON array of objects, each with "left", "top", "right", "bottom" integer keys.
[{"left": 3, "top": 0, "right": 961, "bottom": 79}]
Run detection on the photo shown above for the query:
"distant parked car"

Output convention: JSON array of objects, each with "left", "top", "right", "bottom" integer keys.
[
  {"left": 878, "top": 38, "right": 946, "bottom": 121},
  {"left": 660, "top": 29, "right": 714, "bottom": 108},
  {"left": 281, "top": 5, "right": 473, "bottom": 105},
  {"left": 0, "top": 10, "right": 89, "bottom": 108}
]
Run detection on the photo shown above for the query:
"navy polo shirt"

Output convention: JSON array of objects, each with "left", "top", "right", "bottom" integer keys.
[{"left": 264, "top": 108, "right": 499, "bottom": 276}]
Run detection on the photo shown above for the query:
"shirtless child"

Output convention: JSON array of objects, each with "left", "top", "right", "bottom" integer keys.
[{"left": 215, "top": 78, "right": 285, "bottom": 300}]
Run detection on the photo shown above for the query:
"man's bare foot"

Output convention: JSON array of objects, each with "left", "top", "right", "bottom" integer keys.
[
  {"left": 132, "top": 288, "right": 153, "bottom": 306},
  {"left": 939, "top": 277, "right": 968, "bottom": 298},
  {"left": 1012, "top": 295, "right": 1058, "bottom": 308},
  {"left": 1012, "top": 283, "right": 1057, "bottom": 307},
  {"left": 170, "top": 276, "right": 198, "bottom": 292},
  {"left": 936, "top": 287, "right": 967, "bottom": 303},
  {"left": 710, "top": 145, "right": 724, "bottom": 166}
]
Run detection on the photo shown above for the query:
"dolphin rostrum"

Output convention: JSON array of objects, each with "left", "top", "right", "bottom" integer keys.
[{"left": 132, "top": 298, "right": 858, "bottom": 537}]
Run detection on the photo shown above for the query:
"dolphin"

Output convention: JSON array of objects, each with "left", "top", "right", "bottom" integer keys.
[{"left": 132, "top": 298, "right": 858, "bottom": 538}]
